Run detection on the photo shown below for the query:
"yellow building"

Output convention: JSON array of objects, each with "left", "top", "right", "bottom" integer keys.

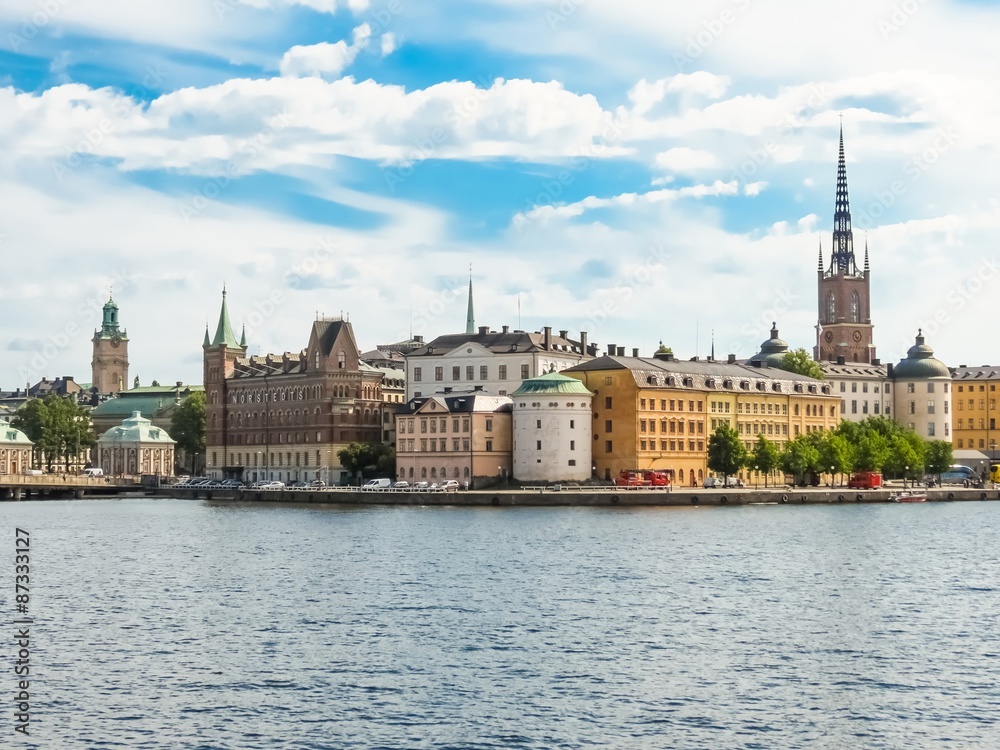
[
  {"left": 952, "top": 366, "right": 999, "bottom": 460},
  {"left": 564, "top": 349, "right": 840, "bottom": 487}
]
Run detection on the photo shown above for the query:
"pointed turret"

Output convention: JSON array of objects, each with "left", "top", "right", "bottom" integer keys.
[
  {"left": 465, "top": 267, "right": 475, "bottom": 335},
  {"left": 817, "top": 237, "right": 823, "bottom": 272},
  {"left": 240, "top": 323, "right": 247, "bottom": 348},
  {"left": 830, "top": 123, "right": 858, "bottom": 276},
  {"left": 864, "top": 236, "right": 870, "bottom": 275},
  {"left": 203, "top": 326, "right": 211, "bottom": 348},
  {"left": 211, "top": 288, "right": 241, "bottom": 348}
]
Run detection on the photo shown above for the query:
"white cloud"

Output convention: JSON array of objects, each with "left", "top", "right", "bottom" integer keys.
[
  {"left": 654, "top": 147, "right": 717, "bottom": 173},
  {"left": 280, "top": 41, "right": 356, "bottom": 78},
  {"left": 380, "top": 32, "right": 397, "bottom": 57}
]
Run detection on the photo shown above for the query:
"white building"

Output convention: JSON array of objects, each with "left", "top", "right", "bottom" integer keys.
[
  {"left": 405, "top": 326, "right": 595, "bottom": 400},
  {"left": 820, "top": 357, "right": 892, "bottom": 422},
  {"left": 0, "top": 421, "right": 33, "bottom": 475},
  {"left": 890, "top": 331, "right": 952, "bottom": 441},
  {"left": 96, "top": 411, "right": 176, "bottom": 476},
  {"left": 511, "top": 371, "right": 593, "bottom": 483}
]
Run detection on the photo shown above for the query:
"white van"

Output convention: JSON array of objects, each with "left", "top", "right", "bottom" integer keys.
[
  {"left": 83, "top": 467, "right": 104, "bottom": 477},
  {"left": 361, "top": 478, "right": 391, "bottom": 490}
]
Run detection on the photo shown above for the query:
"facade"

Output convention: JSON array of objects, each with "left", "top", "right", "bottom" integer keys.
[
  {"left": 951, "top": 365, "right": 999, "bottom": 458},
  {"left": 405, "top": 326, "right": 595, "bottom": 400},
  {"left": 0, "top": 421, "right": 33, "bottom": 475},
  {"left": 814, "top": 128, "right": 876, "bottom": 364},
  {"left": 395, "top": 394, "right": 512, "bottom": 486},
  {"left": 95, "top": 411, "right": 175, "bottom": 476},
  {"left": 203, "top": 292, "right": 384, "bottom": 484},
  {"left": 889, "top": 331, "right": 952, "bottom": 441},
  {"left": 821, "top": 358, "right": 891, "bottom": 422},
  {"left": 92, "top": 296, "right": 130, "bottom": 394},
  {"left": 564, "top": 350, "right": 840, "bottom": 487},
  {"left": 511, "top": 372, "right": 593, "bottom": 483}
]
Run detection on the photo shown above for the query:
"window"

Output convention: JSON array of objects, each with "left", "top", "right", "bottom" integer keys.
[
  {"left": 928, "top": 422, "right": 936, "bottom": 437},
  {"left": 908, "top": 401, "right": 915, "bottom": 414},
  {"left": 605, "top": 440, "right": 612, "bottom": 453},
  {"left": 435, "top": 367, "right": 443, "bottom": 381},
  {"left": 452, "top": 366, "right": 461, "bottom": 380},
  {"left": 907, "top": 383, "right": 915, "bottom": 393},
  {"left": 852, "top": 382, "right": 857, "bottom": 392},
  {"left": 480, "top": 365, "right": 488, "bottom": 380},
  {"left": 499, "top": 365, "right": 507, "bottom": 380},
  {"left": 466, "top": 366, "right": 474, "bottom": 381},
  {"left": 850, "top": 292, "right": 860, "bottom": 323},
  {"left": 927, "top": 400, "right": 935, "bottom": 415},
  {"left": 485, "top": 419, "right": 493, "bottom": 432},
  {"left": 605, "top": 377, "right": 612, "bottom": 386},
  {"left": 570, "top": 440, "right": 575, "bottom": 450},
  {"left": 536, "top": 440, "right": 542, "bottom": 450},
  {"left": 414, "top": 367, "right": 422, "bottom": 382},
  {"left": 521, "top": 365, "right": 530, "bottom": 379},
  {"left": 485, "top": 440, "right": 493, "bottom": 452},
  {"left": 420, "top": 419, "right": 427, "bottom": 433},
  {"left": 605, "top": 420, "right": 612, "bottom": 432},
  {"left": 569, "top": 420, "right": 575, "bottom": 429},
  {"left": 927, "top": 382, "right": 935, "bottom": 393},
  {"left": 536, "top": 419, "right": 542, "bottom": 429},
  {"left": 840, "top": 382, "right": 846, "bottom": 392},
  {"left": 337, "top": 351, "right": 346, "bottom": 369},
  {"left": 862, "top": 383, "right": 868, "bottom": 393},
  {"left": 605, "top": 397, "right": 613, "bottom": 409}
]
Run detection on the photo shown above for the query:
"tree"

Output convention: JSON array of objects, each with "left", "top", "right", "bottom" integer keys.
[
  {"left": 11, "top": 395, "right": 94, "bottom": 471},
  {"left": 925, "top": 440, "right": 953, "bottom": 484},
  {"left": 170, "top": 391, "right": 206, "bottom": 474},
  {"left": 776, "top": 348, "right": 825, "bottom": 380},
  {"left": 883, "top": 432, "right": 925, "bottom": 482},
  {"left": 818, "top": 433, "right": 854, "bottom": 485},
  {"left": 751, "top": 435, "right": 781, "bottom": 487},
  {"left": 853, "top": 432, "right": 890, "bottom": 472},
  {"left": 337, "top": 442, "right": 395, "bottom": 483},
  {"left": 707, "top": 424, "right": 747, "bottom": 483},
  {"left": 781, "top": 435, "right": 821, "bottom": 485}
]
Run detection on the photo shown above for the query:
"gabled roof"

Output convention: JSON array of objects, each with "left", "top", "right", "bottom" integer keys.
[
  {"left": 409, "top": 329, "right": 588, "bottom": 357},
  {"left": 397, "top": 393, "right": 513, "bottom": 416},
  {"left": 951, "top": 365, "right": 1000, "bottom": 380}
]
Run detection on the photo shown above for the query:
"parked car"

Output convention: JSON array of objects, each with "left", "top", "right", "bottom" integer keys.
[
  {"left": 392, "top": 481, "right": 410, "bottom": 489},
  {"left": 310, "top": 480, "right": 327, "bottom": 488},
  {"left": 439, "top": 480, "right": 460, "bottom": 492},
  {"left": 361, "top": 478, "right": 392, "bottom": 490},
  {"left": 259, "top": 481, "right": 285, "bottom": 489},
  {"left": 931, "top": 465, "right": 980, "bottom": 486},
  {"left": 413, "top": 481, "right": 429, "bottom": 490},
  {"left": 83, "top": 467, "right": 104, "bottom": 477},
  {"left": 703, "top": 476, "right": 743, "bottom": 488}
]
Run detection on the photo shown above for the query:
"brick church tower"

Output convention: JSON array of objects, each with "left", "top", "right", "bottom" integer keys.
[
  {"left": 814, "top": 126, "right": 875, "bottom": 364},
  {"left": 92, "top": 295, "right": 129, "bottom": 394},
  {"left": 203, "top": 289, "right": 246, "bottom": 476}
]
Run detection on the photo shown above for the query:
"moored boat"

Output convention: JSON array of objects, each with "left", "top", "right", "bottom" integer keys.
[{"left": 891, "top": 491, "right": 927, "bottom": 503}]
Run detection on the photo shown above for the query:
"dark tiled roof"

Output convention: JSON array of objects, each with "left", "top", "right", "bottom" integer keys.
[
  {"left": 951, "top": 366, "right": 1000, "bottom": 379},
  {"left": 409, "top": 330, "right": 587, "bottom": 357},
  {"left": 397, "top": 394, "right": 513, "bottom": 416}
]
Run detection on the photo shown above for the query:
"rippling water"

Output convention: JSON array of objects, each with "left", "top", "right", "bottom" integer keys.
[{"left": 3, "top": 497, "right": 1000, "bottom": 748}]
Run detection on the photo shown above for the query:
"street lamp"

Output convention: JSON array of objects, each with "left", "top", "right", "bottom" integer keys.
[
  {"left": 753, "top": 463, "right": 759, "bottom": 490},
  {"left": 904, "top": 465, "right": 909, "bottom": 489},
  {"left": 830, "top": 465, "right": 835, "bottom": 488}
]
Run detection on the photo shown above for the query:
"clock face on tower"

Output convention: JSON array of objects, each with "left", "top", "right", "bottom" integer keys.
[
  {"left": 824, "top": 331, "right": 833, "bottom": 343},
  {"left": 110, "top": 336, "right": 121, "bottom": 348},
  {"left": 853, "top": 331, "right": 862, "bottom": 342}
]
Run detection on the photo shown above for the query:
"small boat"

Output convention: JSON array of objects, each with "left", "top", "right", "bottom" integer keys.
[{"left": 891, "top": 491, "right": 927, "bottom": 503}]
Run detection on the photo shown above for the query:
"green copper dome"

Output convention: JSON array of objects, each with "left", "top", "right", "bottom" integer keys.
[
  {"left": 749, "top": 322, "right": 789, "bottom": 367},
  {"left": 893, "top": 330, "right": 950, "bottom": 379},
  {"left": 511, "top": 371, "right": 593, "bottom": 396}
]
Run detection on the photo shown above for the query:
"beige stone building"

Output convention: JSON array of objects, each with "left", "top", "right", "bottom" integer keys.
[{"left": 96, "top": 411, "right": 175, "bottom": 476}]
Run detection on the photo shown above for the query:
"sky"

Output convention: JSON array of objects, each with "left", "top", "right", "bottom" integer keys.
[{"left": 1, "top": 0, "right": 998, "bottom": 389}]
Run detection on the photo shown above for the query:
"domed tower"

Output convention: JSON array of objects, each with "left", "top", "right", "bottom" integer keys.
[
  {"left": 815, "top": 126, "right": 875, "bottom": 364},
  {"left": 92, "top": 295, "right": 129, "bottom": 394},
  {"left": 890, "top": 330, "right": 951, "bottom": 442},
  {"left": 748, "top": 322, "right": 789, "bottom": 368},
  {"left": 511, "top": 371, "right": 593, "bottom": 482}
]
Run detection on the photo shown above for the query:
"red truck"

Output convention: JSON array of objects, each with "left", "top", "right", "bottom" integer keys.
[
  {"left": 615, "top": 470, "right": 671, "bottom": 488},
  {"left": 847, "top": 472, "right": 883, "bottom": 489}
]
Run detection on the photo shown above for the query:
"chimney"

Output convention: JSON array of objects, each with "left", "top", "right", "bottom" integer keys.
[
  {"left": 632, "top": 348, "right": 639, "bottom": 358},
  {"left": 478, "top": 326, "right": 489, "bottom": 335},
  {"left": 752, "top": 360, "right": 762, "bottom": 368},
  {"left": 872, "top": 358, "right": 881, "bottom": 366},
  {"left": 502, "top": 325, "right": 509, "bottom": 333},
  {"left": 617, "top": 346, "right": 625, "bottom": 357},
  {"left": 580, "top": 331, "right": 588, "bottom": 357},
  {"left": 727, "top": 354, "right": 736, "bottom": 364},
  {"left": 559, "top": 329, "right": 568, "bottom": 339},
  {"left": 544, "top": 326, "right": 552, "bottom": 351},
  {"left": 414, "top": 335, "right": 424, "bottom": 343},
  {"left": 836, "top": 355, "right": 846, "bottom": 365},
  {"left": 887, "top": 363, "right": 894, "bottom": 378},
  {"left": 608, "top": 343, "right": 616, "bottom": 356}
]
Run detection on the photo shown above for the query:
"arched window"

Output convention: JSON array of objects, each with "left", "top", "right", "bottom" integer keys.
[
  {"left": 337, "top": 350, "right": 346, "bottom": 369},
  {"left": 431, "top": 467, "right": 437, "bottom": 478},
  {"left": 850, "top": 292, "right": 860, "bottom": 323},
  {"left": 826, "top": 292, "right": 836, "bottom": 323}
]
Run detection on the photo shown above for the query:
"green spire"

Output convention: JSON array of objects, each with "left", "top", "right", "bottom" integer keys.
[
  {"left": 465, "top": 266, "right": 475, "bottom": 335},
  {"left": 203, "top": 326, "right": 210, "bottom": 348},
  {"left": 239, "top": 323, "right": 247, "bottom": 348},
  {"left": 211, "top": 288, "right": 241, "bottom": 348}
]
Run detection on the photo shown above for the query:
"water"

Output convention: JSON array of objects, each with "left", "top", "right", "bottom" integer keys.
[{"left": 3, "top": 497, "right": 1000, "bottom": 749}]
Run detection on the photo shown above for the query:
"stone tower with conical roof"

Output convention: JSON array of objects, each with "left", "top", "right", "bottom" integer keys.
[
  {"left": 203, "top": 288, "right": 247, "bottom": 473},
  {"left": 815, "top": 126, "right": 875, "bottom": 364},
  {"left": 92, "top": 294, "right": 130, "bottom": 394}
]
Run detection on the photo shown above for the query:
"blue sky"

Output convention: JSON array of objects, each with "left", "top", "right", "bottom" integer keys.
[{"left": 1, "top": 0, "right": 998, "bottom": 388}]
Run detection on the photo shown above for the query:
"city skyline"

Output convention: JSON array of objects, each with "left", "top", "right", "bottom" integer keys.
[{"left": 2, "top": 1, "right": 999, "bottom": 389}]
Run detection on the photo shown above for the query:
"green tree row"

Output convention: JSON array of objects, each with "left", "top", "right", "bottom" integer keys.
[
  {"left": 707, "top": 416, "right": 954, "bottom": 486},
  {"left": 11, "top": 395, "right": 95, "bottom": 472}
]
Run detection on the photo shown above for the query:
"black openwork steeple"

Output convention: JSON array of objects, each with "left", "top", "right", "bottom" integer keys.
[{"left": 829, "top": 124, "right": 859, "bottom": 276}]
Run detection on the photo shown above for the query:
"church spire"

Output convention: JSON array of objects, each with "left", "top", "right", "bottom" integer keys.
[
  {"left": 211, "top": 288, "right": 240, "bottom": 348},
  {"left": 830, "top": 122, "right": 858, "bottom": 276},
  {"left": 465, "top": 266, "right": 475, "bottom": 335},
  {"left": 239, "top": 323, "right": 247, "bottom": 348},
  {"left": 864, "top": 235, "right": 870, "bottom": 274},
  {"left": 817, "top": 237, "right": 823, "bottom": 272}
]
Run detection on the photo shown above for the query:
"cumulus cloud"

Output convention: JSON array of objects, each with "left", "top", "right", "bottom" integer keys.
[
  {"left": 654, "top": 147, "right": 717, "bottom": 173},
  {"left": 380, "top": 32, "right": 397, "bottom": 57},
  {"left": 279, "top": 23, "right": 371, "bottom": 78}
]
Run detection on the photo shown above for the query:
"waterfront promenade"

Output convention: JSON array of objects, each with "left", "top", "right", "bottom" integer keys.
[
  {"left": 0, "top": 475, "right": 144, "bottom": 499},
  {"left": 171, "top": 484, "right": 1000, "bottom": 507}
]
